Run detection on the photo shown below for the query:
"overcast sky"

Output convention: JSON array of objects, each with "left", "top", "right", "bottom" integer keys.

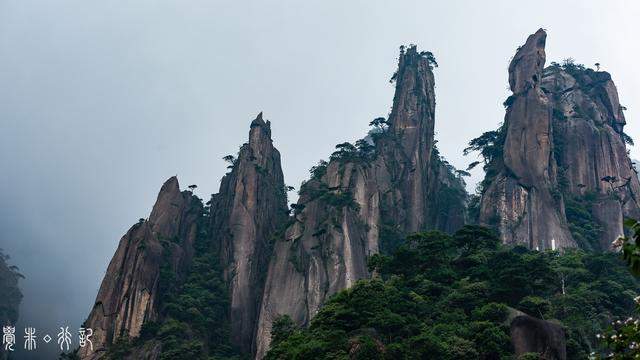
[{"left": 2, "top": 1, "right": 640, "bottom": 357}]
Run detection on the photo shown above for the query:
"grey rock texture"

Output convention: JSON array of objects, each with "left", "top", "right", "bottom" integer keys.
[
  {"left": 209, "top": 113, "right": 288, "bottom": 354},
  {"left": 479, "top": 29, "right": 575, "bottom": 250},
  {"left": 479, "top": 29, "right": 639, "bottom": 250},
  {"left": 255, "top": 46, "right": 466, "bottom": 358},
  {"left": 541, "top": 63, "right": 640, "bottom": 250},
  {"left": 508, "top": 311, "right": 566, "bottom": 360},
  {"left": 505, "top": 308, "right": 566, "bottom": 359},
  {"left": 80, "top": 177, "right": 199, "bottom": 359}
]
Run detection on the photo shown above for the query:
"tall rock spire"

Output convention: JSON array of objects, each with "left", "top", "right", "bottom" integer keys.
[
  {"left": 80, "top": 177, "right": 200, "bottom": 359},
  {"left": 478, "top": 29, "right": 640, "bottom": 251},
  {"left": 381, "top": 45, "right": 438, "bottom": 232},
  {"left": 255, "top": 45, "right": 466, "bottom": 358},
  {"left": 210, "top": 113, "right": 288, "bottom": 354},
  {"left": 479, "top": 29, "right": 575, "bottom": 249}
]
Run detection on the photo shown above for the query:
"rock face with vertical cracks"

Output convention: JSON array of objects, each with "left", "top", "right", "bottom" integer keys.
[
  {"left": 209, "top": 113, "right": 288, "bottom": 354},
  {"left": 80, "top": 177, "right": 199, "bottom": 359},
  {"left": 541, "top": 62, "right": 640, "bottom": 250},
  {"left": 479, "top": 29, "right": 639, "bottom": 251},
  {"left": 479, "top": 29, "right": 573, "bottom": 250},
  {"left": 255, "top": 46, "right": 467, "bottom": 358}
]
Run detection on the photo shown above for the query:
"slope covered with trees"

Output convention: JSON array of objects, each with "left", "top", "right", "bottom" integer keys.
[{"left": 267, "top": 226, "right": 640, "bottom": 359}]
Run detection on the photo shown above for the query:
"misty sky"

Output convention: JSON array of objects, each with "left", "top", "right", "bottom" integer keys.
[{"left": 2, "top": 1, "right": 640, "bottom": 357}]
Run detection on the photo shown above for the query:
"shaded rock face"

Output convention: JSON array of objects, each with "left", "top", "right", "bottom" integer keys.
[
  {"left": 541, "top": 65, "right": 640, "bottom": 250},
  {"left": 510, "top": 315, "right": 567, "bottom": 360},
  {"left": 479, "top": 29, "right": 639, "bottom": 251},
  {"left": 80, "top": 177, "right": 199, "bottom": 359},
  {"left": 255, "top": 46, "right": 466, "bottom": 358},
  {"left": 0, "top": 249, "right": 22, "bottom": 329},
  {"left": 209, "top": 113, "right": 288, "bottom": 354}
]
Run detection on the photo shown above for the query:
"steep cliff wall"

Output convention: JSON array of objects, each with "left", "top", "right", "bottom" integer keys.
[
  {"left": 477, "top": 29, "right": 639, "bottom": 251},
  {"left": 542, "top": 62, "right": 640, "bottom": 250},
  {"left": 210, "top": 113, "right": 288, "bottom": 354},
  {"left": 255, "top": 46, "right": 466, "bottom": 358},
  {"left": 479, "top": 29, "right": 575, "bottom": 250},
  {"left": 80, "top": 177, "right": 200, "bottom": 359},
  {"left": 81, "top": 115, "right": 288, "bottom": 359}
]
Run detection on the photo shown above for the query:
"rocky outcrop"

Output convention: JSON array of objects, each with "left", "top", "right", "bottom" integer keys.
[
  {"left": 80, "top": 177, "right": 200, "bottom": 359},
  {"left": 478, "top": 29, "right": 639, "bottom": 251},
  {"left": 507, "top": 309, "right": 566, "bottom": 360},
  {"left": 255, "top": 46, "right": 466, "bottom": 358},
  {"left": 209, "top": 113, "right": 288, "bottom": 354},
  {"left": 479, "top": 29, "right": 575, "bottom": 250},
  {"left": 541, "top": 62, "right": 640, "bottom": 250}
]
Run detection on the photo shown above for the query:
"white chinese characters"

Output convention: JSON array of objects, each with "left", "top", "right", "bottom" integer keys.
[
  {"left": 79, "top": 327, "right": 93, "bottom": 350},
  {"left": 57, "top": 326, "right": 72, "bottom": 351},
  {"left": 0, "top": 326, "right": 92, "bottom": 352},
  {"left": 24, "top": 327, "right": 37, "bottom": 351},
  {"left": 2, "top": 326, "right": 15, "bottom": 351}
]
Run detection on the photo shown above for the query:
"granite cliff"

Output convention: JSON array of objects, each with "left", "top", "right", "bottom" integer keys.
[
  {"left": 475, "top": 29, "right": 639, "bottom": 251},
  {"left": 77, "top": 30, "right": 640, "bottom": 359},
  {"left": 80, "top": 176, "right": 201, "bottom": 359},
  {"left": 209, "top": 113, "right": 288, "bottom": 354},
  {"left": 255, "top": 45, "right": 466, "bottom": 358},
  {"left": 80, "top": 114, "right": 288, "bottom": 359}
]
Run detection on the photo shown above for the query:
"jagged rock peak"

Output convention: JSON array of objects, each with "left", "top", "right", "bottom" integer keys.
[
  {"left": 478, "top": 29, "right": 576, "bottom": 250},
  {"left": 389, "top": 45, "right": 436, "bottom": 132},
  {"left": 148, "top": 176, "right": 191, "bottom": 236},
  {"left": 250, "top": 111, "right": 272, "bottom": 140},
  {"left": 211, "top": 112, "right": 288, "bottom": 355},
  {"left": 509, "top": 28, "right": 546, "bottom": 93},
  {"left": 247, "top": 112, "right": 275, "bottom": 165},
  {"left": 80, "top": 177, "right": 199, "bottom": 359}
]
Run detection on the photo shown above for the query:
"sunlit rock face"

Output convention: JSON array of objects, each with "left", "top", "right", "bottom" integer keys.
[
  {"left": 479, "top": 29, "right": 639, "bottom": 251},
  {"left": 80, "top": 177, "right": 199, "bottom": 359},
  {"left": 255, "top": 46, "right": 466, "bottom": 358}
]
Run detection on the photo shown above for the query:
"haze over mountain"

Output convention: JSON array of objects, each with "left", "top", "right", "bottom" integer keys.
[
  {"left": 78, "top": 28, "right": 639, "bottom": 359},
  {"left": 2, "top": 1, "right": 640, "bottom": 359}
]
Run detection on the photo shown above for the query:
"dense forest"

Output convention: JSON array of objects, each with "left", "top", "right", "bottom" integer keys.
[{"left": 266, "top": 226, "right": 640, "bottom": 359}]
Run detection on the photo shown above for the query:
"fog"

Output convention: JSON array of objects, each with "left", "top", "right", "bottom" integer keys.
[{"left": 1, "top": 1, "right": 640, "bottom": 358}]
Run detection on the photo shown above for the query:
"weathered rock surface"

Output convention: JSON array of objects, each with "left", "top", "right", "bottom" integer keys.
[
  {"left": 80, "top": 177, "right": 199, "bottom": 359},
  {"left": 479, "top": 29, "right": 639, "bottom": 251},
  {"left": 480, "top": 29, "right": 575, "bottom": 250},
  {"left": 507, "top": 309, "right": 567, "bottom": 360},
  {"left": 255, "top": 46, "right": 466, "bottom": 358},
  {"left": 541, "top": 63, "right": 640, "bottom": 250},
  {"left": 209, "top": 113, "right": 288, "bottom": 354}
]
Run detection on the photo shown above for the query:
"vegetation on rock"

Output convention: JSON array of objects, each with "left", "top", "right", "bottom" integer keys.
[
  {"left": 0, "top": 248, "right": 23, "bottom": 326},
  {"left": 266, "top": 226, "right": 640, "bottom": 359}
]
